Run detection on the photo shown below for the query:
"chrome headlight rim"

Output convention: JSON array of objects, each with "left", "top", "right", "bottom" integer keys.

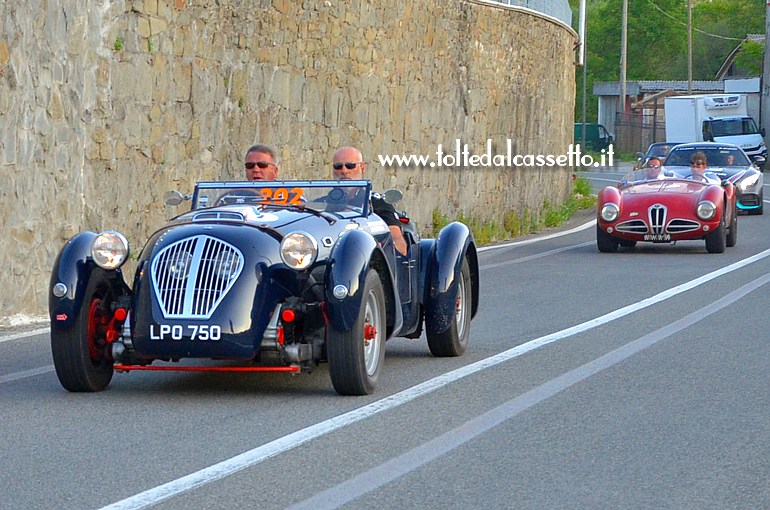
[
  {"left": 600, "top": 203, "right": 620, "bottom": 222},
  {"left": 696, "top": 200, "right": 717, "bottom": 220},
  {"left": 91, "top": 230, "right": 130, "bottom": 270},
  {"left": 280, "top": 231, "right": 318, "bottom": 271}
]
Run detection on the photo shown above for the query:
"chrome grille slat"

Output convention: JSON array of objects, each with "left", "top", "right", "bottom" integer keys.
[
  {"left": 648, "top": 204, "right": 666, "bottom": 235},
  {"left": 151, "top": 235, "right": 244, "bottom": 319},
  {"left": 666, "top": 219, "right": 700, "bottom": 234},
  {"left": 615, "top": 220, "right": 647, "bottom": 234}
]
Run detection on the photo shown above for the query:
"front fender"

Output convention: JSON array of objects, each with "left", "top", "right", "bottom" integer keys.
[
  {"left": 326, "top": 229, "right": 391, "bottom": 331},
  {"left": 49, "top": 232, "right": 132, "bottom": 330},
  {"left": 49, "top": 232, "right": 98, "bottom": 329},
  {"left": 425, "top": 221, "right": 477, "bottom": 323}
]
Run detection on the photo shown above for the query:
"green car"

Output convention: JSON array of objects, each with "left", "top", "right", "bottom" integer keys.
[{"left": 574, "top": 123, "right": 613, "bottom": 151}]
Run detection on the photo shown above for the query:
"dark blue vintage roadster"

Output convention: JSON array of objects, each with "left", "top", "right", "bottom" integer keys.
[{"left": 49, "top": 180, "right": 479, "bottom": 395}]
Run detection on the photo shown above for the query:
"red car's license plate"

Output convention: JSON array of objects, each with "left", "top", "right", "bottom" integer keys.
[{"left": 644, "top": 233, "right": 671, "bottom": 242}]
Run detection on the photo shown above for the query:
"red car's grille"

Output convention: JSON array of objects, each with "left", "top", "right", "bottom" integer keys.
[
  {"left": 666, "top": 219, "right": 701, "bottom": 233},
  {"left": 615, "top": 220, "right": 647, "bottom": 234},
  {"left": 648, "top": 204, "right": 666, "bottom": 235},
  {"left": 150, "top": 235, "right": 244, "bottom": 319}
]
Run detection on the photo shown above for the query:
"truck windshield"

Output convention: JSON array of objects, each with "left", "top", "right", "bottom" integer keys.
[{"left": 710, "top": 118, "right": 760, "bottom": 137}]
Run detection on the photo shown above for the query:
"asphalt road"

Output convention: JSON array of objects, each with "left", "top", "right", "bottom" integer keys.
[{"left": 2, "top": 179, "right": 770, "bottom": 509}]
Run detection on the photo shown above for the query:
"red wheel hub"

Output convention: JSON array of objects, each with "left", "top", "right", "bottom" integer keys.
[
  {"left": 87, "top": 298, "right": 108, "bottom": 361},
  {"left": 364, "top": 324, "right": 377, "bottom": 341}
]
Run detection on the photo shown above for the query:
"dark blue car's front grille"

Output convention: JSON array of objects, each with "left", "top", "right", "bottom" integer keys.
[{"left": 150, "top": 235, "right": 244, "bottom": 319}]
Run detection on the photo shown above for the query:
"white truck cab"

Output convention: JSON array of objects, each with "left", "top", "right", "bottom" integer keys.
[{"left": 665, "top": 94, "right": 767, "bottom": 163}]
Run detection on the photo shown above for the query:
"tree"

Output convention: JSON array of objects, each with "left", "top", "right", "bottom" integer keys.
[{"left": 570, "top": 0, "right": 764, "bottom": 120}]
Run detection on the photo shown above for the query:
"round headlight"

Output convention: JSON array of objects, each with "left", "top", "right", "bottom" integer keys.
[
  {"left": 212, "top": 250, "right": 241, "bottom": 281},
  {"left": 600, "top": 203, "right": 620, "bottom": 222},
  {"left": 166, "top": 251, "right": 193, "bottom": 280},
  {"left": 280, "top": 232, "right": 318, "bottom": 270},
  {"left": 91, "top": 231, "right": 129, "bottom": 269},
  {"left": 697, "top": 200, "right": 717, "bottom": 220}
]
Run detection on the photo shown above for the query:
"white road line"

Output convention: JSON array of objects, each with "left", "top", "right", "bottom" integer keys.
[
  {"left": 0, "top": 366, "right": 55, "bottom": 384},
  {"left": 288, "top": 271, "right": 770, "bottom": 510},
  {"left": 478, "top": 220, "right": 594, "bottom": 252},
  {"left": 0, "top": 327, "right": 49, "bottom": 344},
  {"left": 98, "top": 247, "right": 770, "bottom": 510},
  {"left": 586, "top": 176, "right": 623, "bottom": 184},
  {"left": 480, "top": 241, "right": 594, "bottom": 269}
]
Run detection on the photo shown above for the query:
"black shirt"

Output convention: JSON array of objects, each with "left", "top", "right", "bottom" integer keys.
[{"left": 371, "top": 194, "right": 400, "bottom": 227}]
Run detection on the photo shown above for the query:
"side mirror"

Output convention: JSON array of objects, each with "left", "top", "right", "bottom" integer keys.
[
  {"left": 761, "top": 128, "right": 766, "bottom": 137},
  {"left": 753, "top": 155, "right": 766, "bottom": 165},
  {"left": 163, "top": 190, "right": 189, "bottom": 206},
  {"left": 382, "top": 188, "right": 403, "bottom": 205},
  {"left": 635, "top": 152, "right": 645, "bottom": 159}
]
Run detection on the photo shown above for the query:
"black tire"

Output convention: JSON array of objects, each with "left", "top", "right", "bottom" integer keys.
[
  {"left": 426, "top": 258, "right": 472, "bottom": 357},
  {"left": 51, "top": 277, "right": 114, "bottom": 392},
  {"left": 328, "top": 270, "right": 386, "bottom": 396},
  {"left": 726, "top": 205, "right": 738, "bottom": 248},
  {"left": 705, "top": 214, "right": 726, "bottom": 254},
  {"left": 596, "top": 225, "right": 619, "bottom": 253}
]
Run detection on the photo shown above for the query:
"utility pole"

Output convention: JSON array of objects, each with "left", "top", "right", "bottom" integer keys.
[
  {"left": 761, "top": 1, "right": 770, "bottom": 138},
  {"left": 620, "top": 0, "right": 628, "bottom": 114},
  {"left": 688, "top": 0, "right": 693, "bottom": 93},
  {"left": 579, "top": 0, "right": 587, "bottom": 151}
]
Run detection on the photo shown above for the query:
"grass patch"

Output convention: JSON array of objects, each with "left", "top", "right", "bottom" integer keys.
[{"left": 430, "top": 176, "right": 596, "bottom": 245}]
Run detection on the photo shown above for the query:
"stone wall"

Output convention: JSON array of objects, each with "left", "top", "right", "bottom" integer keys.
[{"left": 0, "top": 0, "right": 576, "bottom": 317}]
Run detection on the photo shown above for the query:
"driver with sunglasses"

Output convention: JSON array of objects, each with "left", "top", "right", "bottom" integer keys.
[
  {"left": 332, "top": 146, "right": 408, "bottom": 256},
  {"left": 643, "top": 156, "right": 664, "bottom": 179},
  {"left": 244, "top": 143, "right": 280, "bottom": 181}
]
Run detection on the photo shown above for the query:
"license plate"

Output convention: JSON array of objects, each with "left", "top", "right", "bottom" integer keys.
[
  {"left": 643, "top": 233, "right": 671, "bottom": 242},
  {"left": 149, "top": 324, "right": 222, "bottom": 341}
]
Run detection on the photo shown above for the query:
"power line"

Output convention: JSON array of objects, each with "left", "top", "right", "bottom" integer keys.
[{"left": 645, "top": 0, "right": 744, "bottom": 41}]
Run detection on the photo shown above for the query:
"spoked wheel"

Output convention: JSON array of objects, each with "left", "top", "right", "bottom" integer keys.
[
  {"left": 51, "top": 278, "right": 114, "bottom": 392},
  {"left": 426, "top": 258, "right": 472, "bottom": 357},
  {"left": 328, "top": 270, "right": 386, "bottom": 396}
]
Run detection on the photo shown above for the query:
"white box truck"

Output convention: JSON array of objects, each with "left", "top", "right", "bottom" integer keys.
[{"left": 664, "top": 94, "right": 767, "bottom": 161}]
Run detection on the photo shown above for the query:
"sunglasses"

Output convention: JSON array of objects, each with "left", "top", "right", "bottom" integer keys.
[
  {"left": 333, "top": 162, "right": 361, "bottom": 170},
  {"left": 648, "top": 164, "right": 661, "bottom": 168},
  {"left": 692, "top": 162, "right": 706, "bottom": 166},
  {"left": 245, "top": 161, "right": 275, "bottom": 170}
]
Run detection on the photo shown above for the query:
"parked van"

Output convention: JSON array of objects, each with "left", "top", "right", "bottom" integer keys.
[{"left": 574, "top": 123, "right": 613, "bottom": 151}]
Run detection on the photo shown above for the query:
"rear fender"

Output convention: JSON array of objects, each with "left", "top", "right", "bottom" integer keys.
[
  {"left": 425, "top": 222, "right": 478, "bottom": 322},
  {"left": 326, "top": 229, "right": 401, "bottom": 332}
]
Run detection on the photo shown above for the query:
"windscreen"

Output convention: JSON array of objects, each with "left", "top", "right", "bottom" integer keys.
[
  {"left": 191, "top": 180, "right": 371, "bottom": 216},
  {"left": 710, "top": 118, "right": 760, "bottom": 137}
]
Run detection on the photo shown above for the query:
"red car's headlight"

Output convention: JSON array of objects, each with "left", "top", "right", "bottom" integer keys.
[
  {"left": 600, "top": 203, "right": 620, "bottom": 222},
  {"left": 697, "top": 200, "right": 717, "bottom": 220}
]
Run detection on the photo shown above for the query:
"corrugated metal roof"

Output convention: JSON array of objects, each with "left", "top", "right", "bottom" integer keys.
[{"left": 594, "top": 80, "right": 725, "bottom": 96}]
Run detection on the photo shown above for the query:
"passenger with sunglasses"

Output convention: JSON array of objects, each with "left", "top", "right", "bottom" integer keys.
[
  {"left": 244, "top": 143, "right": 280, "bottom": 181},
  {"left": 332, "top": 146, "right": 408, "bottom": 256}
]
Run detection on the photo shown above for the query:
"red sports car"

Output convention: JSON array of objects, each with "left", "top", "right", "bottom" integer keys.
[{"left": 596, "top": 169, "right": 738, "bottom": 253}]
